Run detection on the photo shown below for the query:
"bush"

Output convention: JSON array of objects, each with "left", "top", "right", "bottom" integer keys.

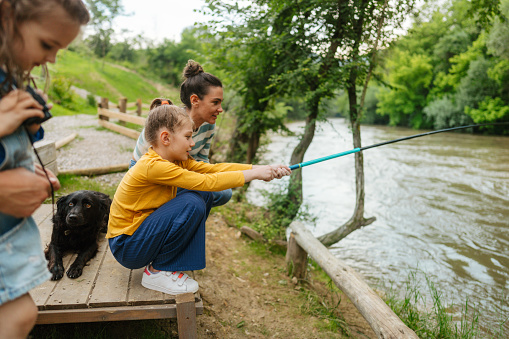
[{"left": 49, "top": 76, "right": 76, "bottom": 108}]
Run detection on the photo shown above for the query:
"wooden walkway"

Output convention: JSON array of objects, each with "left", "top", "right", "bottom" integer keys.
[{"left": 31, "top": 204, "right": 203, "bottom": 332}]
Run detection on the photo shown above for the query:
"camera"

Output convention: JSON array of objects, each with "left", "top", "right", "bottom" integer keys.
[
  {"left": 23, "top": 85, "right": 52, "bottom": 125},
  {"left": 0, "top": 68, "right": 52, "bottom": 125}
]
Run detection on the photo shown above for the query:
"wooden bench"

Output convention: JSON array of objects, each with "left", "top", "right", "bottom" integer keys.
[{"left": 31, "top": 204, "right": 203, "bottom": 338}]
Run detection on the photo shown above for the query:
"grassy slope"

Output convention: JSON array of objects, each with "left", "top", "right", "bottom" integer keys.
[{"left": 46, "top": 50, "right": 180, "bottom": 106}]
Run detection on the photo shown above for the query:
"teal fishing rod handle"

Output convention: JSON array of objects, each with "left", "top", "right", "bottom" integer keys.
[{"left": 289, "top": 148, "right": 361, "bottom": 170}]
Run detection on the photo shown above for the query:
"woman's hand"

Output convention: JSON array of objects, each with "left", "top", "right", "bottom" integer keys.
[
  {"left": 0, "top": 90, "right": 44, "bottom": 137},
  {"left": 0, "top": 167, "right": 53, "bottom": 218},
  {"left": 35, "top": 163, "right": 61, "bottom": 191}
]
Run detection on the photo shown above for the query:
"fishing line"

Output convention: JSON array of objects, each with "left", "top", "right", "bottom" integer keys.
[{"left": 289, "top": 122, "right": 509, "bottom": 170}]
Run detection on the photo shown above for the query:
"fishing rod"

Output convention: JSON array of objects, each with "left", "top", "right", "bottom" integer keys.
[{"left": 289, "top": 122, "right": 509, "bottom": 170}]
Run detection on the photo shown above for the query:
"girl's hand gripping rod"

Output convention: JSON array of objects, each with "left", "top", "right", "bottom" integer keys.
[{"left": 289, "top": 122, "right": 509, "bottom": 170}]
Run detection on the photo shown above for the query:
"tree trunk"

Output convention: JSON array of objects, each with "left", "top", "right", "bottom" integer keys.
[
  {"left": 285, "top": 95, "right": 320, "bottom": 220},
  {"left": 228, "top": 119, "right": 249, "bottom": 163},
  {"left": 246, "top": 132, "right": 260, "bottom": 164},
  {"left": 318, "top": 74, "right": 375, "bottom": 246}
]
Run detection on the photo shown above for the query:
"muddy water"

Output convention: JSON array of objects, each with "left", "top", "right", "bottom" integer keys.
[{"left": 247, "top": 118, "right": 509, "bottom": 330}]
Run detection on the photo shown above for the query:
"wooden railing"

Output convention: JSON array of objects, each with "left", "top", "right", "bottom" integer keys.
[
  {"left": 286, "top": 221, "right": 418, "bottom": 338},
  {"left": 97, "top": 97, "right": 146, "bottom": 140}
]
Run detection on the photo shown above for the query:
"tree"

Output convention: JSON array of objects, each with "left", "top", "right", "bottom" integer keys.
[
  {"left": 203, "top": 0, "right": 414, "bottom": 245},
  {"left": 84, "top": 0, "right": 125, "bottom": 58},
  {"left": 144, "top": 27, "right": 205, "bottom": 86},
  {"left": 200, "top": 3, "right": 298, "bottom": 165},
  {"left": 376, "top": 50, "right": 434, "bottom": 128}
]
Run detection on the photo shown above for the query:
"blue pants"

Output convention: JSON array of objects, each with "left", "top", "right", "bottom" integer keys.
[{"left": 109, "top": 190, "right": 213, "bottom": 272}]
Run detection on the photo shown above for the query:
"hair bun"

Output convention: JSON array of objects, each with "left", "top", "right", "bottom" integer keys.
[
  {"left": 149, "top": 97, "right": 173, "bottom": 110},
  {"left": 183, "top": 60, "right": 204, "bottom": 79}
]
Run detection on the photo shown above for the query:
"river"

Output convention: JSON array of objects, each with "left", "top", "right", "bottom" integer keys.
[{"left": 247, "top": 118, "right": 509, "bottom": 332}]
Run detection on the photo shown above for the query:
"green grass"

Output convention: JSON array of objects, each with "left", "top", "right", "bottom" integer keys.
[
  {"left": 50, "top": 102, "right": 96, "bottom": 116},
  {"left": 43, "top": 174, "right": 121, "bottom": 204},
  {"left": 382, "top": 269, "right": 507, "bottom": 338},
  {"left": 46, "top": 50, "right": 179, "bottom": 104}
]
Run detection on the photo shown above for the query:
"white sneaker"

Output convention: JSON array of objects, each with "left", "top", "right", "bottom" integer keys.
[{"left": 141, "top": 267, "right": 199, "bottom": 294}]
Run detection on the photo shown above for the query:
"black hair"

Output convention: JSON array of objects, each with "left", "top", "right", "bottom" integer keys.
[{"left": 179, "top": 60, "right": 222, "bottom": 109}]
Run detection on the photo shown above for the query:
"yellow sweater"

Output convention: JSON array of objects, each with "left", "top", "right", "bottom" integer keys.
[{"left": 107, "top": 148, "right": 252, "bottom": 238}]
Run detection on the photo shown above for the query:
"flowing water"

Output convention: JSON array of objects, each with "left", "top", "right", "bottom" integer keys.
[{"left": 247, "top": 118, "right": 509, "bottom": 332}]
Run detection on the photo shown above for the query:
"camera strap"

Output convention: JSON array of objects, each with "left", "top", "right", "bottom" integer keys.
[{"left": 24, "top": 126, "right": 55, "bottom": 215}]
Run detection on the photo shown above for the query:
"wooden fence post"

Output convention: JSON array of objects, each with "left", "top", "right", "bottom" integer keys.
[
  {"left": 99, "top": 98, "right": 109, "bottom": 121},
  {"left": 286, "top": 233, "right": 308, "bottom": 279},
  {"left": 136, "top": 98, "right": 142, "bottom": 116},
  {"left": 289, "top": 221, "right": 419, "bottom": 338},
  {"left": 34, "top": 139, "right": 57, "bottom": 176},
  {"left": 118, "top": 97, "right": 127, "bottom": 126},
  {"left": 176, "top": 293, "right": 197, "bottom": 339}
]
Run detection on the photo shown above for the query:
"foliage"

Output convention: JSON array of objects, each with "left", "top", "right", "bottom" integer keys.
[
  {"left": 376, "top": 0, "right": 509, "bottom": 132},
  {"left": 216, "top": 185, "right": 315, "bottom": 242},
  {"left": 47, "top": 76, "right": 96, "bottom": 114},
  {"left": 376, "top": 50, "right": 434, "bottom": 128},
  {"left": 298, "top": 280, "right": 349, "bottom": 335},
  {"left": 143, "top": 27, "right": 206, "bottom": 86},
  {"left": 382, "top": 269, "right": 494, "bottom": 338},
  {"left": 84, "top": 0, "right": 126, "bottom": 58}
]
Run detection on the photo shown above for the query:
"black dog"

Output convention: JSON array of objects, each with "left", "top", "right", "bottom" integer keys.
[{"left": 45, "top": 190, "right": 111, "bottom": 280}]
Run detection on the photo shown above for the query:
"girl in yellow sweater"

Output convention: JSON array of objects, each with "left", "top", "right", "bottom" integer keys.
[{"left": 108, "top": 101, "right": 291, "bottom": 294}]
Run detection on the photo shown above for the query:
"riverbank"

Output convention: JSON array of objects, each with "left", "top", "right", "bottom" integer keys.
[
  {"left": 248, "top": 118, "right": 509, "bottom": 334},
  {"left": 31, "top": 114, "right": 375, "bottom": 337}
]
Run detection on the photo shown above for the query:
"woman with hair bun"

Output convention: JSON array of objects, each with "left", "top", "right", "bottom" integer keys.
[{"left": 132, "top": 60, "right": 232, "bottom": 207}]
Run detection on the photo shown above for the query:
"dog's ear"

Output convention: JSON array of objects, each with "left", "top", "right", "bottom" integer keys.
[
  {"left": 91, "top": 192, "right": 112, "bottom": 213},
  {"left": 54, "top": 194, "right": 71, "bottom": 223},
  {"left": 90, "top": 192, "right": 112, "bottom": 233}
]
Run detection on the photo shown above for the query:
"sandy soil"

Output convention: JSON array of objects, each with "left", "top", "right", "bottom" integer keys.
[{"left": 193, "top": 212, "right": 376, "bottom": 338}]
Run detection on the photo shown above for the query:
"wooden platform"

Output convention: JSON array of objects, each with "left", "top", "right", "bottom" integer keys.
[{"left": 30, "top": 204, "right": 203, "bottom": 333}]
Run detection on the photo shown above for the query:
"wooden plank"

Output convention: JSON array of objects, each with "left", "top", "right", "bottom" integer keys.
[
  {"left": 30, "top": 204, "right": 58, "bottom": 307},
  {"left": 88, "top": 247, "right": 131, "bottom": 307},
  {"left": 176, "top": 293, "right": 198, "bottom": 339},
  {"left": 36, "top": 304, "right": 180, "bottom": 324},
  {"left": 127, "top": 268, "right": 167, "bottom": 306},
  {"left": 31, "top": 255, "right": 74, "bottom": 309},
  {"left": 58, "top": 164, "right": 128, "bottom": 176},
  {"left": 32, "top": 204, "right": 53, "bottom": 226},
  {"left": 33, "top": 139, "right": 56, "bottom": 166},
  {"left": 43, "top": 159, "right": 58, "bottom": 176},
  {"left": 35, "top": 207, "right": 53, "bottom": 250},
  {"left": 44, "top": 238, "right": 108, "bottom": 310},
  {"left": 31, "top": 204, "right": 202, "bottom": 336},
  {"left": 97, "top": 119, "right": 140, "bottom": 140},
  {"left": 98, "top": 108, "right": 146, "bottom": 126},
  {"left": 55, "top": 133, "right": 77, "bottom": 149},
  {"left": 289, "top": 221, "right": 418, "bottom": 338}
]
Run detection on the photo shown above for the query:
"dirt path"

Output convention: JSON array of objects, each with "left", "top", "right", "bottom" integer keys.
[{"left": 193, "top": 213, "right": 375, "bottom": 338}]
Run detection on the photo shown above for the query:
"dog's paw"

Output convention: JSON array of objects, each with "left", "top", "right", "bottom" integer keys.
[
  {"left": 49, "top": 264, "right": 65, "bottom": 281},
  {"left": 67, "top": 264, "right": 83, "bottom": 279}
]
